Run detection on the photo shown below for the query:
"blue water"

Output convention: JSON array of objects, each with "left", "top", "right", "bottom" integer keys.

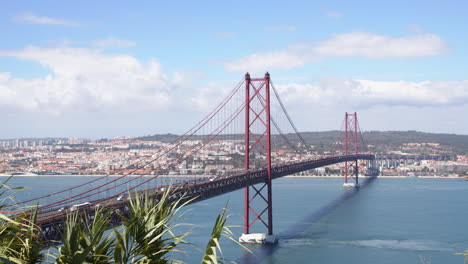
[{"left": 2, "top": 176, "right": 468, "bottom": 263}]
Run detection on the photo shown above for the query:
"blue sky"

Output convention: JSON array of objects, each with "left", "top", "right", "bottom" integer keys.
[{"left": 1, "top": 0, "right": 467, "bottom": 138}]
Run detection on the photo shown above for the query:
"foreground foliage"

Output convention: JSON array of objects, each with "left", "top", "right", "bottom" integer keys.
[{"left": 0, "top": 179, "right": 243, "bottom": 264}]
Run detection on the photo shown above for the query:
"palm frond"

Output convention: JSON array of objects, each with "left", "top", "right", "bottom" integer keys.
[{"left": 201, "top": 206, "right": 251, "bottom": 264}]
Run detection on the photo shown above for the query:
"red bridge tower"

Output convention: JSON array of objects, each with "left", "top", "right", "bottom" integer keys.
[
  {"left": 343, "top": 112, "right": 360, "bottom": 188},
  {"left": 239, "top": 72, "right": 277, "bottom": 244}
]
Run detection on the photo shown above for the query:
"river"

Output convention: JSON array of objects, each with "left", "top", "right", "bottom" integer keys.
[{"left": 2, "top": 176, "right": 467, "bottom": 263}]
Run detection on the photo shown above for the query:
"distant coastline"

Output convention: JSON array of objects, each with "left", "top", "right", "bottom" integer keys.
[
  {"left": 0, "top": 173, "right": 462, "bottom": 179},
  {"left": 284, "top": 175, "right": 462, "bottom": 179}
]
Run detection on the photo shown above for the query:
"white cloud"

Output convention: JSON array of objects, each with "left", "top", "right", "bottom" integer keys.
[
  {"left": 92, "top": 37, "right": 136, "bottom": 48},
  {"left": 14, "top": 12, "right": 81, "bottom": 26},
  {"left": 352, "top": 79, "right": 468, "bottom": 106},
  {"left": 189, "top": 82, "right": 231, "bottom": 112},
  {"left": 264, "top": 25, "right": 296, "bottom": 31},
  {"left": 269, "top": 77, "right": 468, "bottom": 134},
  {"left": 224, "top": 32, "right": 450, "bottom": 72},
  {"left": 224, "top": 49, "right": 306, "bottom": 73},
  {"left": 274, "top": 78, "right": 468, "bottom": 108},
  {"left": 325, "top": 11, "right": 343, "bottom": 18},
  {"left": 0, "top": 46, "right": 179, "bottom": 115},
  {"left": 314, "top": 32, "right": 449, "bottom": 58}
]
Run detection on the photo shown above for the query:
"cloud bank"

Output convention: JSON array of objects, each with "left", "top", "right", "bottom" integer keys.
[
  {"left": 0, "top": 44, "right": 465, "bottom": 119},
  {"left": 271, "top": 78, "right": 468, "bottom": 134},
  {"left": 315, "top": 32, "right": 449, "bottom": 58},
  {"left": 14, "top": 12, "right": 81, "bottom": 26},
  {"left": 224, "top": 32, "right": 450, "bottom": 72},
  {"left": 275, "top": 77, "right": 468, "bottom": 108},
  {"left": 0, "top": 43, "right": 464, "bottom": 137},
  {"left": 0, "top": 46, "right": 178, "bottom": 115}
]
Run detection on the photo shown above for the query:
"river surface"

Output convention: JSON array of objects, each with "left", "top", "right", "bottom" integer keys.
[{"left": 2, "top": 176, "right": 468, "bottom": 264}]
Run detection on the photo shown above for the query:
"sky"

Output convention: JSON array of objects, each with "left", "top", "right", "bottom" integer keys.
[{"left": 1, "top": 0, "right": 468, "bottom": 139}]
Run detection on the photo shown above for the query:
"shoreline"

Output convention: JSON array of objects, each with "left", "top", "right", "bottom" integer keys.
[
  {"left": 0, "top": 174, "right": 463, "bottom": 179},
  {"left": 284, "top": 175, "right": 462, "bottom": 179}
]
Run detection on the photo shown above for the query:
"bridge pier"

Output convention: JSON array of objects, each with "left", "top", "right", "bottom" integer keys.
[{"left": 239, "top": 233, "right": 277, "bottom": 244}]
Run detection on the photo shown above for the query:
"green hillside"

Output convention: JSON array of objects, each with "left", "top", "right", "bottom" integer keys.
[{"left": 138, "top": 131, "right": 468, "bottom": 155}]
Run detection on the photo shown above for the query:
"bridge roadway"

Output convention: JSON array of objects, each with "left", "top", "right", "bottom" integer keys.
[
  {"left": 375, "top": 154, "right": 451, "bottom": 160},
  {"left": 35, "top": 153, "right": 375, "bottom": 246}
]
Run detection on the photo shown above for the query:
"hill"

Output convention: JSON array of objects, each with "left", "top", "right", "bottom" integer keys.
[
  {"left": 138, "top": 131, "right": 468, "bottom": 155},
  {"left": 299, "top": 131, "right": 468, "bottom": 155}
]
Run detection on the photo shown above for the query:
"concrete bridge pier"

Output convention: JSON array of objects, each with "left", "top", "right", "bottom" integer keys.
[{"left": 239, "top": 233, "right": 277, "bottom": 244}]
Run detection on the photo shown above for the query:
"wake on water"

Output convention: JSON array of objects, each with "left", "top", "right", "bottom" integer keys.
[{"left": 281, "top": 238, "right": 453, "bottom": 252}]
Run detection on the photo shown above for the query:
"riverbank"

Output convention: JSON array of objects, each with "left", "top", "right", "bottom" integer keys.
[
  {"left": 285, "top": 175, "right": 462, "bottom": 179},
  {"left": 0, "top": 173, "right": 207, "bottom": 178},
  {"left": 1, "top": 173, "right": 463, "bottom": 179}
]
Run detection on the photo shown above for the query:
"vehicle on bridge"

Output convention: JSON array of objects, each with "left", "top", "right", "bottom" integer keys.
[{"left": 70, "top": 202, "right": 91, "bottom": 211}]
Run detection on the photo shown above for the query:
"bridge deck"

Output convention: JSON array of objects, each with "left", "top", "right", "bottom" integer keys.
[{"left": 31, "top": 154, "right": 375, "bottom": 246}]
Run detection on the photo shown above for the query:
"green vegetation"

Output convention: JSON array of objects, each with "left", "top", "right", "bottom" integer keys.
[
  {"left": 286, "top": 130, "right": 468, "bottom": 155},
  {"left": 361, "top": 131, "right": 468, "bottom": 155},
  {"left": 0, "top": 178, "right": 245, "bottom": 264},
  {"left": 139, "top": 130, "right": 468, "bottom": 155}
]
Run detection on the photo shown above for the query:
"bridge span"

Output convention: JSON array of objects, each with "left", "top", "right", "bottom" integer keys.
[
  {"left": 375, "top": 154, "right": 452, "bottom": 161},
  {"left": 36, "top": 153, "right": 375, "bottom": 246}
]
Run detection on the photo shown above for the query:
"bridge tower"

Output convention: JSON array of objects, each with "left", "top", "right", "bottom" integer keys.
[
  {"left": 343, "top": 112, "right": 360, "bottom": 188},
  {"left": 239, "top": 72, "right": 277, "bottom": 244}
]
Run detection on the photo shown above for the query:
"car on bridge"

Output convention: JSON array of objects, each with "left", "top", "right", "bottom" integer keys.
[{"left": 70, "top": 202, "right": 91, "bottom": 211}]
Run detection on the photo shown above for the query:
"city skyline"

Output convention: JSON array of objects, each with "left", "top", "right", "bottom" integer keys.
[{"left": 1, "top": 1, "right": 468, "bottom": 138}]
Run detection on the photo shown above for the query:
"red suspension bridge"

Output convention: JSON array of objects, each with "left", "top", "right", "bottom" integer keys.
[{"left": 4, "top": 73, "right": 377, "bottom": 245}]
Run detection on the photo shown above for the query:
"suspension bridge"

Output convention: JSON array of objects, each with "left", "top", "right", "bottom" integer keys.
[{"left": 3, "top": 73, "right": 377, "bottom": 245}]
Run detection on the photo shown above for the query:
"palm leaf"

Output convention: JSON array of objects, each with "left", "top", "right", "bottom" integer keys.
[{"left": 201, "top": 206, "right": 251, "bottom": 264}]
